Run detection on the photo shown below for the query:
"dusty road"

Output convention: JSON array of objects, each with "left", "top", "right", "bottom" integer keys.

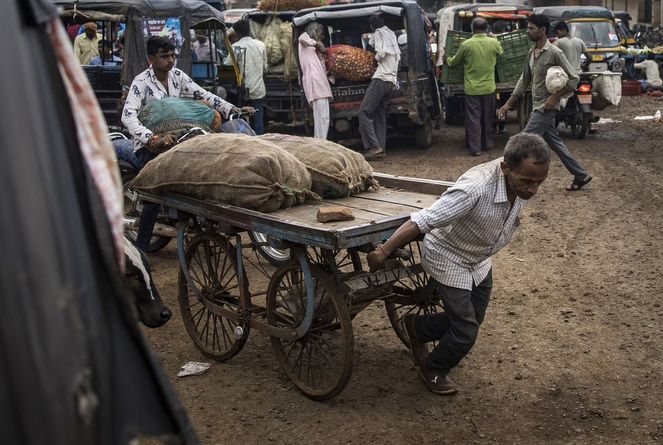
[{"left": 143, "top": 96, "right": 663, "bottom": 444}]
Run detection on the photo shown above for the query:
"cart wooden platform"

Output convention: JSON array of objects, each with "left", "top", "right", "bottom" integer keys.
[{"left": 141, "top": 173, "right": 453, "bottom": 400}]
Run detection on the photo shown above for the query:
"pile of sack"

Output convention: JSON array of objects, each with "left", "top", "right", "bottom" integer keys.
[
  {"left": 257, "top": 0, "right": 328, "bottom": 12},
  {"left": 326, "top": 45, "right": 377, "bottom": 82},
  {"left": 250, "top": 17, "right": 298, "bottom": 80},
  {"left": 129, "top": 133, "right": 379, "bottom": 212},
  {"left": 260, "top": 134, "right": 378, "bottom": 198}
]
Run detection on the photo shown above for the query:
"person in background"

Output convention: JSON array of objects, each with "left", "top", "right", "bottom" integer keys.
[
  {"left": 230, "top": 20, "right": 267, "bottom": 135},
  {"left": 73, "top": 22, "right": 100, "bottom": 65},
  {"left": 359, "top": 13, "right": 401, "bottom": 160},
  {"left": 553, "top": 21, "right": 590, "bottom": 74},
  {"left": 121, "top": 36, "right": 249, "bottom": 252},
  {"left": 193, "top": 33, "right": 217, "bottom": 62},
  {"left": 298, "top": 21, "right": 333, "bottom": 139},
  {"left": 444, "top": 18, "right": 503, "bottom": 156},
  {"left": 499, "top": 14, "right": 593, "bottom": 192},
  {"left": 90, "top": 40, "right": 122, "bottom": 66},
  {"left": 367, "top": 133, "right": 550, "bottom": 395},
  {"left": 634, "top": 59, "right": 663, "bottom": 91}
]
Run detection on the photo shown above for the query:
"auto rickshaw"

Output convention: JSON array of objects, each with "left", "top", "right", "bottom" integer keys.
[{"left": 56, "top": 0, "right": 242, "bottom": 129}]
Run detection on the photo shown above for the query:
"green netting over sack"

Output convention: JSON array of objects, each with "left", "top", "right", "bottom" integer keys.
[
  {"left": 326, "top": 45, "right": 377, "bottom": 82},
  {"left": 259, "top": 133, "right": 379, "bottom": 198},
  {"left": 130, "top": 133, "right": 318, "bottom": 212},
  {"left": 137, "top": 98, "right": 221, "bottom": 138},
  {"left": 258, "top": 0, "right": 328, "bottom": 12}
]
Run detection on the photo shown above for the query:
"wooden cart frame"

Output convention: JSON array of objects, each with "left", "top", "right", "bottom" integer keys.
[{"left": 141, "top": 173, "right": 453, "bottom": 400}]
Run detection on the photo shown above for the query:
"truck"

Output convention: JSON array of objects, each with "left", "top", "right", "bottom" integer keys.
[
  {"left": 293, "top": 0, "right": 442, "bottom": 148},
  {"left": 436, "top": 3, "right": 533, "bottom": 128}
]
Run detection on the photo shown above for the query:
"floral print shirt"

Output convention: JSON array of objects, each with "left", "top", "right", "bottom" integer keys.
[{"left": 122, "top": 66, "right": 235, "bottom": 151}]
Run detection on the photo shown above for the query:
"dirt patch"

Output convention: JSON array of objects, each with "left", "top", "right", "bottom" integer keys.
[{"left": 143, "top": 96, "right": 663, "bottom": 444}]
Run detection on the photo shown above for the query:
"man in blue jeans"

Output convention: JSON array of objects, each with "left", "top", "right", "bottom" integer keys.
[
  {"left": 121, "top": 36, "right": 245, "bottom": 252},
  {"left": 499, "top": 14, "right": 592, "bottom": 192},
  {"left": 367, "top": 133, "right": 550, "bottom": 395}
]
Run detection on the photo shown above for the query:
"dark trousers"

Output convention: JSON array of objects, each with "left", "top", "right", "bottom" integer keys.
[
  {"left": 248, "top": 98, "right": 265, "bottom": 135},
  {"left": 134, "top": 148, "right": 159, "bottom": 252},
  {"left": 523, "top": 109, "right": 590, "bottom": 181},
  {"left": 464, "top": 93, "right": 496, "bottom": 154},
  {"left": 358, "top": 78, "right": 394, "bottom": 150},
  {"left": 413, "top": 270, "right": 493, "bottom": 375}
]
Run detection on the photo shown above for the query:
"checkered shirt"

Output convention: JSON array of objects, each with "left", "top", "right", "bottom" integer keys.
[{"left": 410, "top": 158, "right": 525, "bottom": 290}]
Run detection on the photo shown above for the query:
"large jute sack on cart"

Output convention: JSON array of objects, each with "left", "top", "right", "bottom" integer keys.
[
  {"left": 259, "top": 133, "right": 379, "bottom": 198},
  {"left": 130, "top": 133, "right": 317, "bottom": 212},
  {"left": 258, "top": 0, "right": 328, "bottom": 12},
  {"left": 326, "top": 45, "right": 377, "bottom": 82},
  {"left": 137, "top": 97, "right": 221, "bottom": 138}
]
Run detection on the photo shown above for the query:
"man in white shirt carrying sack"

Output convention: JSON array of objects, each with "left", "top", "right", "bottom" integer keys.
[
  {"left": 230, "top": 20, "right": 268, "bottom": 135},
  {"left": 359, "top": 13, "right": 400, "bottom": 160}
]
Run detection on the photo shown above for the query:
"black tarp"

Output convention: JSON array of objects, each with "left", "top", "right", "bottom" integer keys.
[{"left": 0, "top": 1, "right": 198, "bottom": 443}]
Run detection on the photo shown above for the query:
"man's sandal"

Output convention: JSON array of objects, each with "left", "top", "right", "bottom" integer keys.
[{"left": 566, "top": 176, "right": 593, "bottom": 191}]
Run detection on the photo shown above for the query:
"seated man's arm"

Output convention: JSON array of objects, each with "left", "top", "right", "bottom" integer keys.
[
  {"left": 179, "top": 71, "right": 236, "bottom": 117},
  {"left": 121, "top": 82, "right": 153, "bottom": 146}
]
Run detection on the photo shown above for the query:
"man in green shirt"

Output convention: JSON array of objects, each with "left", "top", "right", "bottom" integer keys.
[
  {"left": 499, "top": 14, "right": 592, "bottom": 191},
  {"left": 445, "top": 18, "right": 503, "bottom": 156}
]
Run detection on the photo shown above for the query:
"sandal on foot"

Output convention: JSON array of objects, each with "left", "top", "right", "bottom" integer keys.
[{"left": 566, "top": 176, "right": 593, "bottom": 191}]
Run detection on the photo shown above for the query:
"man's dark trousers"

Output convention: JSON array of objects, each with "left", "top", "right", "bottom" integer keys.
[
  {"left": 411, "top": 270, "right": 493, "bottom": 375},
  {"left": 524, "top": 108, "right": 590, "bottom": 181},
  {"left": 464, "top": 93, "right": 496, "bottom": 154},
  {"left": 134, "top": 148, "right": 158, "bottom": 252},
  {"left": 358, "top": 78, "right": 395, "bottom": 150}
]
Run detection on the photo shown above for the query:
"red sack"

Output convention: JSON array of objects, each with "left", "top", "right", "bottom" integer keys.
[{"left": 326, "top": 45, "right": 377, "bottom": 82}]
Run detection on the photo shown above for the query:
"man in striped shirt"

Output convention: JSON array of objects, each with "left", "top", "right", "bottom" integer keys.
[{"left": 367, "top": 133, "right": 550, "bottom": 395}]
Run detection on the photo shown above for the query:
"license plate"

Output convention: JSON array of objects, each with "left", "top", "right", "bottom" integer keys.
[
  {"left": 578, "top": 94, "right": 592, "bottom": 104},
  {"left": 592, "top": 54, "right": 604, "bottom": 61}
]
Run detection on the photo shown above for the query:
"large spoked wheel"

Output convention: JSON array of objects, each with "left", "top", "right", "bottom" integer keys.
[
  {"left": 266, "top": 257, "right": 354, "bottom": 400},
  {"left": 178, "top": 232, "right": 250, "bottom": 361},
  {"left": 249, "top": 231, "right": 291, "bottom": 267},
  {"left": 384, "top": 240, "right": 445, "bottom": 348}
]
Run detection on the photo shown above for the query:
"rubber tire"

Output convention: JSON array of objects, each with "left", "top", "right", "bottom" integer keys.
[
  {"left": 571, "top": 114, "right": 590, "bottom": 139},
  {"left": 414, "top": 117, "right": 433, "bottom": 149},
  {"left": 248, "top": 231, "right": 291, "bottom": 267}
]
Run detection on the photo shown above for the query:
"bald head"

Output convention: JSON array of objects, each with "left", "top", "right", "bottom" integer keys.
[{"left": 472, "top": 18, "right": 488, "bottom": 33}]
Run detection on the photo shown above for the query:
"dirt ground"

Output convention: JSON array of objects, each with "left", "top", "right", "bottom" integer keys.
[{"left": 143, "top": 96, "right": 663, "bottom": 444}]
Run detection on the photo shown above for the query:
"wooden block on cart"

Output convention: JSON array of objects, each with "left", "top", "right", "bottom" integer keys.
[{"left": 317, "top": 206, "right": 355, "bottom": 223}]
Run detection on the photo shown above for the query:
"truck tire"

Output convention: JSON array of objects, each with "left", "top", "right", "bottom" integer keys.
[
  {"left": 414, "top": 117, "right": 433, "bottom": 149},
  {"left": 443, "top": 96, "right": 464, "bottom": 124}
]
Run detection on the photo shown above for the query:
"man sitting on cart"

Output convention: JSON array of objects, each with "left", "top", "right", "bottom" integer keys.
[
  {"left": 367, "top": 133, "right": 550, "bottom": 395},
  {"left": 121, "top": 35, "right": 251, "bottom": 252}
]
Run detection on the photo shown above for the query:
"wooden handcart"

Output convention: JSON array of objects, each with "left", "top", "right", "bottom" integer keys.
[{"left": 141, "top": 173, "right": 453, "bottom": 400}]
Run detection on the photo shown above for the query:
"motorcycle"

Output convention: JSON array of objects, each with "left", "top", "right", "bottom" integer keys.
[{"left": 556, "top": 72, "right": 599, "bottom": 139}]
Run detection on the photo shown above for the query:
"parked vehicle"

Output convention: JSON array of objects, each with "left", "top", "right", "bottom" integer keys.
[
  {"left": 293, "top": 0, "right": 442, "bottom": 148},
  {"left": 534, "top": 6, "right": 626, "bottom": 74},
  {"left": 57, "top": 0, "right": 241, "bottom": 130},
  {"left": 556, "top": 73, "right": 598, "bottom": 139},
  {"left": 435, "top": 3, "right": 533, "bottom": 127}
]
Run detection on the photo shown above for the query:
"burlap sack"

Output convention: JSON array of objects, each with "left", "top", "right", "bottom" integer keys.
[
  {"left": 326, "top": 45, "right": 377, "bottom": 82},
  {"left": 137, "top": 98, "right": 221, "bottom": 138},
  {"left": 130, "top": 133, "right": 317, "bottom": 212},
  {"left": 258, "top": 0, "right": 328, "bottom": 12},
  {"left": 259, "top": 133, "right": 379, "bottom": 198}
]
